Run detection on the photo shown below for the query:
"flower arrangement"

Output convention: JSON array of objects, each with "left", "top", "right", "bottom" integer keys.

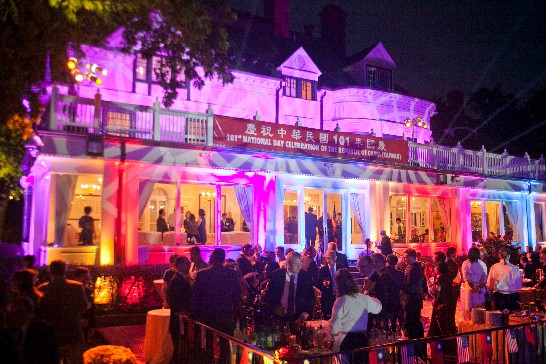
[
  {"left": 83, "top": 345, "right": 138, "bottom": 364},
  {"left": 274, "top": 345, "right": 299, "bottom": 364}
]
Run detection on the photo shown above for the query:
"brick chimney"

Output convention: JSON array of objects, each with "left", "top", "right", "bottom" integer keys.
[
  {"left": 320, "top": 4, "right": 347, "bottom": 56},
  {"left": 265, "top": 0, "right": 290, "bottom": 38}
]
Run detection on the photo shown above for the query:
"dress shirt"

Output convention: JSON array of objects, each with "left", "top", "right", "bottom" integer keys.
[
  {"left": 329, "top": 264, "right": 337, "bottom": 291},
  {"left": 281, "top": 272, "right": 298, "bottom": 311},
  {"left": 487, "top": 261, "right": 522, "bottom": 294}
]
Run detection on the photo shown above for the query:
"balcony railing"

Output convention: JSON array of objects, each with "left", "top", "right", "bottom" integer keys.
[{"left": 46, "top": 86, "right": 546, "bottom": 181}]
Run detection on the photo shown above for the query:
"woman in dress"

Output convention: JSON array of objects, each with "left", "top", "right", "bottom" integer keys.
[
  {"left": 461, "top": 247, "right": 488, "bottom": 320},
  {"left": 197, "top": 208, "right": 207, "bottom": 244},
  {"left": 329, "top": 268, "right": 382, "bottom": 363}
]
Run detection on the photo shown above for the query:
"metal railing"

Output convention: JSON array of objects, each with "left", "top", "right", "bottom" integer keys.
[
  {"left": 46, "top": 86, "right": 545, "bottom": 180},
  {"left": 176, "top": 315, "right": 545, "bottom": 364}
]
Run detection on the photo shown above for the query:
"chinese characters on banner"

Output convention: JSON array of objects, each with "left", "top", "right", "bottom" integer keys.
[{"left": 213, "top": 116, "right": 409, "bottom": 164}]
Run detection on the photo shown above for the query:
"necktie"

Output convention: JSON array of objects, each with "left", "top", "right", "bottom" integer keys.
[
  {"left": 287, "top": 274, "right": 295, "bottom": 317},
  {"left": 330, "top": 266, "right": 336, "bottom": 292}
]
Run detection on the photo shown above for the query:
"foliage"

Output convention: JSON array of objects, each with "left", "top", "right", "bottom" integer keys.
[
  {"left": 83, "top": 345, "right": 138, "bottom": 364},
  {"left": 0, "top": 115, "right": 31, "bottom": 200},
  {"left": 479, "top": 236, "right": 519, "bottom": 267}
]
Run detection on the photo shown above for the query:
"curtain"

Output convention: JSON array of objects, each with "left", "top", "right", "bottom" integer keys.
[
  {"left": 350, "top": 193, "right": 367, "bottom": 243},
  {"left": 138, "top": 180, "right": 155, "bottom": 220},
  {"left": 54, "top": 174, "right": 78, "bottom": 244},
  {"left": 235, "top": 185, "right": 254, "bottom": 242},
  {"left": 536, "top": 205, "right": 544, "bottom": 242},
  {"left": 504, "top": 202, "right": 520, "bottom": 241},
  {"left": 436, "top": 198, "right": 451, "bottom": 241}
]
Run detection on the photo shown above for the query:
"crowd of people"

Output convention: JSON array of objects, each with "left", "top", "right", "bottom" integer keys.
[{"left": 4, "top": 240, "right": 544, "bottom": 364}]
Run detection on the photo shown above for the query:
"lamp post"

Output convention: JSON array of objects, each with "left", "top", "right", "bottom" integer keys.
[{"left": 404, "top": 117, "right": 428, "bottom": 141}]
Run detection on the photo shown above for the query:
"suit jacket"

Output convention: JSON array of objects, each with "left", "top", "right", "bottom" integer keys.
[
  {"left": 37, "top": 278, "right": 88, "bottom": 345},
  {"left": 336, "top": 253, "right": 349, "bottom": 268},
  {"left": 401, "top": 261, "right": 424, "bottom": 309},
  {"left": 191, "top": 265, "right": 242, "bottom": 334},
  {"left": 263, "top": 268, "right": 315, "bottom": 320},
  {"left": 316, "top": 263, "right": 348, "bottom": 318},
  {"left": 380, "top": 236, "right": 393, "bottom": 255},
  {"left": 304, "top": 212, "right": 318, "bottom": 237}
]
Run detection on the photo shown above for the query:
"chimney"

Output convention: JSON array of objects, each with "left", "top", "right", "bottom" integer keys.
[
  {"left": 320, "top": 5, "right": 347, "bottom": 56},
  {"left": 265, "top": 0, "right": 290, "bottom": 38}
]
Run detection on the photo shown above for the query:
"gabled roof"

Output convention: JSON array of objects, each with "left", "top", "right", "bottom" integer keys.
[
  {"left": 345, "top": 42, "right": 396, "bottom": 70},
  {"left": 276, "top": 46, "right": 322, "bottom": 81}
]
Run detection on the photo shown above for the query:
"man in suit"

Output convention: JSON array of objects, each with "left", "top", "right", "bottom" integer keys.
[
  {"left": 236, "top": 243, "right": 253, "bottom": 276},
  {"left": 385, "top": 254, "right": 405, "bottom": 324},
  {"left": 328, "top": 242, "right": 349, "bottom": 268},
  {"left": 378, "top": 230, "right": 393, "bottom": 255},
  {"left": 7, "top": 296, "right": 59, "bottom": 364},
  {"left": 263, "top": 251, "right": 315, "bottom": 324},
  {"left": 37, "top": 259, "right": 88, "bottom": 364},
  {"left": 365, "top": 253, "right": 398, "bottom": 326},
  {"left": 304, "top": 207, "right": 318, "bottom": 248},
  {"left": 192, "top": 248, "right": 242, "bottom": 335},
  {"left": 401, "top": 249, "right": 425, "bottom": 358},
  {"left": 316, "top": 250, "right": 348, "bottom": 319}
]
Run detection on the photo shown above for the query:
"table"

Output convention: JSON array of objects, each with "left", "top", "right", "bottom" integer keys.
[
  {"left": 144, "top": 308, "right": 174, "bottom": 364},
  {"left": 221, "top": 231, "right": 250, "bottom": 245}
]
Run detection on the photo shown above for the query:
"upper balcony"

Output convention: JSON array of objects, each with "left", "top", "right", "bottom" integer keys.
[{"left": 44, "top": 86, "right": 546, "bottom": 181}]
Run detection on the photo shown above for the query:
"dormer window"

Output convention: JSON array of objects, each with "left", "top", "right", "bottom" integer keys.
[
  {"left": 133, "top": 54, "right": 184, "bottom": 95},
  {"left": 366, "top": 65, "right": 392, "bottom": 91},
  {"left": 284, "top": 76, "right": 316, "bottom": 101}
]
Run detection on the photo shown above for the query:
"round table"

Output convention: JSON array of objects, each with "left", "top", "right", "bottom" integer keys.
[{"left": 144, "top": 308, "right": 174, "bottom": 364}]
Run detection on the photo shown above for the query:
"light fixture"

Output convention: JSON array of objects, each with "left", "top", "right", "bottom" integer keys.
[
  {"left": 201, "top": 191, "right": 217, "bottom": 201},
  {"left": 404, "top": 117, "right": 428, "bottom": 141},
  {"left": 86, "top": 63, "right": 108, "bottom": 76},
  {"left": 471, "top": 201, "right": 482, "bottom": 209},
  {"left": 81, "top": 183, "right": 101, "bottom": 195},
  {"left": 304, "top": 196, "right": 311, "bottom": 204},
  {"left": 67, "top": 57, "right": 78, "bottom": 70}
]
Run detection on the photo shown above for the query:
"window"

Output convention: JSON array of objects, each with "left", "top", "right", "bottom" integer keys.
[
  {"left": 103, "top": 108, "right": 134, "bottom": 137},
  {"left": 390, "top": 195, "right": 407, "bottom": 242},
  {"left": 285, "top": 77, "right": 297, "bottom": 97},
  {"left": 378, "top": 69, "right": 392, "bottom": 90},
  {"left": 367, "top": 67, "right": 377, "bottom": 88},
  {"left": 148, "top": 188, "right": 168, "bottom": 232},
  {"left": 301, "top": 80, "right": 312, "bottom": 100},
  {"left": 134, "top": 54, "right": 184, "bottom": 95},
  {"left": 535, "top": 203, "right": 545, "bottom": 242}
]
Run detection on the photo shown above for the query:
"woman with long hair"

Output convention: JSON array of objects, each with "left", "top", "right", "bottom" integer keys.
[
  {"left": 330, "top": 268, "right": 382, "bottom": 363},
  {"left": 197, "top": 208, "right": 207, "bottom": 244}
]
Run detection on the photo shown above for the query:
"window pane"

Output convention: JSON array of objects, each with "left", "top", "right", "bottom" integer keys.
[
  {"left": 536, "top": 203, "right": 544, "bottom": 242},
  {"left": 410, "top": 197, "right": 429, "bottom": 242},
  {"left": 301, "top": 81, "right": 312, "bottom": 100},
  {"left": 326, "top": 193, "right": 342, "bottom": 250},
  {"left": 502, "top": 202, "right": 516, "bottom": 241},
  {"left": 135, "top": 54, "right": 147, "bottom": 81},
  {"left": 69, "top": 175, "right": 103, "bottom": 246},
  {"left": 284, "top": 190, "right": 298, "bottom": 244},
  {"left": 485, "top": 201, "right": 501, "bottom": 238},
  {"left": 470, "top": 201, "right": 483, "bottom": 242},
  {"left": 285, "top": 77, "right": 297, "bottom": 97},
  {"left": 368, "top": 67, "right": 376, "bottom": 87},
  {"left": 221, "top": 186, "right": 243, "bottom": 233},
  {"left": 390, "top": 195, "right": 407, "bottom": 243},
  {"left": 151, "top": 56, "right": 171, "bottom": 83},
  {"left": 304, "top": 188, "right": 323, "bottom": 250}
]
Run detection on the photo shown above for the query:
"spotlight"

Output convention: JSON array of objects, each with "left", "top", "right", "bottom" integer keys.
[
  {"left": 86, "top": 63, "right": 108, "bottom": 76},
  {"left": 86, "top": 73, "right": 103, "bottom": 85},
  {"left": 71, "top": 69, "right": 84, "bottom": 82},
  {"left": 67, "top": 57, "right": 78, "bottom": 70}
]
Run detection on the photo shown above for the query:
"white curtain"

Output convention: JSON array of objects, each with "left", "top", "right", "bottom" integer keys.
[
  {"left": 235, "top": 185, "right": 254, "bottom": 242},
  {"left": 138, "top": 180, "right": 155, "bottom": 219},
  {"left": 54, "top": 174, "right": 78, "bottom": 244},
  {"left": 436, "top": 198, "right": 451, "bottom": 240},
  {"left": 504, "top": 202, "right": 520, "bottom": 241},
  {"left": 349, "top": 193, "right": 367, "bottom": 243}
]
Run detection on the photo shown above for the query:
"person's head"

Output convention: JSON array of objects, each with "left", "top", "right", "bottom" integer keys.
[
  {"left": 436, "top": 261, "right": 449, "bottom": 276},
  {"left": 302, "top": 254, "right": 313, "bottom": 271},
  {"left": 327, "top": 242, "right": 338, "bottom": 252},
  {"left": 189, "top": 246, "right": 202, "bottom": 262},
  {"left": 209, "top": 248, "right": 226, "bottom": 266},
  {"left": 73, "top": 266, "right": 91, "bottom": 285},
  {"left": 530, "top": 252, "right": 541, "bottom": 265},
  {"left": 520, "top": 256, "right": 529, "bottom": 266},
  {"left": 49, "top": 260, "right": 67, "bottom": 278},
  {"left": 489, "top": 231, "right": 496, "bottom": 238},
  {"left": 370, "top": 253, "right": 386, "bottom": 270},
  {"left": 416, "top": 251, "right": 422, "bottom": 260},
  {"left": 84, "top": 206, "right": 92, "bottom": 215},
  {"left": 158, "top": 208, "right": 165, "bottom": 217},
  {"left": 337, "top": 213, "right": 342, "bottom": 219},
  {"left": 185, "top": 211, "right": 191, "bottom": 219},
  {"left": 242, "top": 243, "right": 253, "bottom": 257},
  {"left": 386, "top": 254, "right": 398, "bottom": 267},
  {"left": 198, "top": 208, "right": 205, "bottom": 218},
  {"left": 223, "top": 259, "right": 238, "bottom": 271},
  {"left": 379, "top": 230, "right": 386, "bottom": 237},
  {"left": 357, "top": 255, "right": 374, "bottom": 277},
  {"left": 22, "top": 255, "right": 35, "bottom": 269},
  {"left": 303, "top": 246, "right": 317, "bottom": 259},
  {"left": 189, "top": 213, "right": 196, "bottom": 222},
  {"left": 540, "top": 247, "right": 546, "bottom": 262},
  {"left": 396, "top": 218, "right": 402, "bottom": 224},
  {"left": 253, "top": 244, "right": 262, "bottom": 256},
  {"left": 244, "top": 273, "right": 259, "bottom": 288},
  {"left": 169, "top": 253, "right": 180, "bottom": 266},
  {"left": 12, "top": 269, "right": 37, "bottom": 294},
  {"left": 404, "top": 249, "right": 417, "bottom": 264},
  {"left": 285, "top": 247, "right": 294, "bottom": 256},
  {"left": 467, "top": 247, "right": 481, "bottom": 263},
  {"left": 498, "top": 247, "right": 511, "bottom": 262},
  {"left": 325, "top": 250, "right": 337, "bottom": 266},
  {"left": 535, "top": 245, "right": 542, "bottom": 253},
  {"left": 263, "top": 261, "right": 280, "bottom": 278},
  {"left": 275, "top": 246, "right": 285, "bottom": 259},
  {"left": 175, "top": 255, "right": 191, "bottom": 274},
  {"left": 446, "top": 246, "right": 456, "bottom": 258},
  {"left": 433, "top": 251, "right": 446, "bottom": 265},
  {"left": 335, "top": 268, "right": 359, "bottom": 298},
  {"left": 286, "top": 251, "right": 302, "bottom": 275},
  {"left": 222, "top": 213, "right": 227, "bottom": 219}
]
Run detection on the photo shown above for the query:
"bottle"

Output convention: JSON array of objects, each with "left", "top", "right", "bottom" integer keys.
[
  {"left": 257, "top": 326, "right": 266, "bottom": 348},
  {"left": 265, "top": 328, "right": 274, "bottom": 350},
  {"left": 395, "top": 319, "right": 403, "bottom": 341},
  {"left": 369, "top": 319, "right": 378, "bottom": 346},
  {"left": 379, "top": 320, "right": 386, "bottom": 345},
  {"left": 316, "top": 324, "right": 325, "bottom": 349},
  {"left": 386, "top": 319, "right": 394, "bottom": 343},
  {"left": 234, "top": 319, "right": 245, "bottom": 341},
  {"left": 273, "top": 324, "right": 282, "bottom": 348}
]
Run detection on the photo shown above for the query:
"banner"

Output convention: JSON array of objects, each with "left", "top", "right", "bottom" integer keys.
[{"left": 213, "top": 116, "right": 409, "bottom": 164}]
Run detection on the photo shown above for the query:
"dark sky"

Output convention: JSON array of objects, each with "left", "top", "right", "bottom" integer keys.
[{"left": 226, "top": 0, "right": 546, "bottom": 102}]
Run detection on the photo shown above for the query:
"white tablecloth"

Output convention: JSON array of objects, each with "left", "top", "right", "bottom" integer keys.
[
  {"left": 221, "top": 231, "right": 250, "bottom": 245},
  {"left": 144, "top": 308, "right": 173, "bottom": 364},
  {"left": 153, "top": 279, "right": 167, "bottom": 307}
]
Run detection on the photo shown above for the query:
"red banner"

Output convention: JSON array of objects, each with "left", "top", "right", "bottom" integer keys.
[{"left": 213, "top": 116, "right": 408, "bottom": 164}]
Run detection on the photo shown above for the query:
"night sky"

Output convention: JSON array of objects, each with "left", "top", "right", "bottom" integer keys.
[{"left": 226, "top": 0, "right": 546, "bottom": 102}]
